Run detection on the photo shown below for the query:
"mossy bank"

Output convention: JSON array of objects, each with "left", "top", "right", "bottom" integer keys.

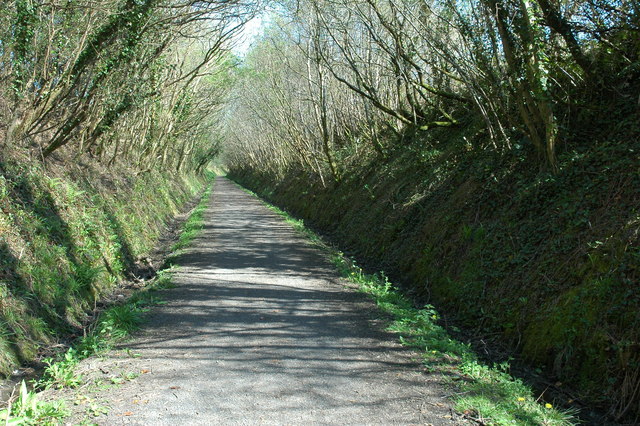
[
  {"left": 229, "top": 136, "right": 640, "bottom": 421},
  {"left": 0, "top": 153, "right": 208, "bottom": 376}
]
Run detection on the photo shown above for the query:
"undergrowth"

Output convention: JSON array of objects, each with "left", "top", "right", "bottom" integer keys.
[
  {"left": 171, "top": 183, "right": 213, "bottom": 252},
  {"left": 37, "top": 266, "right": 178, "bottom": 392},
  {"left": 0, "top": 266, "right": 179, "bottom": 424},
  {"left": 230, "top": 133, "right": 639, "bottom": 420},
  {"left": 0, "top": 381, "right": 67, "bottom": 425},
  {"left": 334, "top": 256, "right": 576, "bottom": 425},
  {"left": 237, "top": 182, "right": 577, "bottom": 425}
]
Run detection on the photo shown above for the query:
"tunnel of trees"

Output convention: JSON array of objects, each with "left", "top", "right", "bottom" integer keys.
[{"left": 1, "top": 0, "right": 639, "bottom": 421}]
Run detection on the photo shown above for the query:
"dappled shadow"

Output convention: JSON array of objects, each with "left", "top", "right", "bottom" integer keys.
[
  {"left": 104, "top": 178, "right": 456, "bottom": 424},
  {"left": 0, "top": 241, "right": 32, "bottom": 365},
  {"left": 102, "top": 207, "right": 137, "bottom": 274}
]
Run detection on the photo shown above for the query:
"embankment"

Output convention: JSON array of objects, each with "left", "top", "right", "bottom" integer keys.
[
  {"left": 229, "top": 138, "right": 639, "bottom": 421},
  {"left": 0, "top": 153, "right": 207, "bottom": 376}
]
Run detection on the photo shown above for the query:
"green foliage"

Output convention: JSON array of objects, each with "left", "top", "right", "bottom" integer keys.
[
  {"left": 0, "top": 158, "right": 206, "bottom": 377},
  {"left": 41, "top": 350, "right": 82, "bottom": 390},
  {"left": 2, "top": 0, "right": 239, "bottom": 170},
  {"left": 11, "top": 0, "right": 37, "bottom": 93},
  {"left": 37, "top": 265, "right": 180, "bottom": 393},
  {"left": 2, "top": 261, "right": 182, "bottom": 422},
  {"left": 229, "top": 127, "right": 639, "bottom": 419},
  {"left": 153, "top": 267, "right": 178, "bottom": 290},
  {"left": 16, "top": 176, "right": 213, "bottom": 421},
  {"left": 339, "top": 258, "right": 577, "bottom": 424},
  {"left": 38, "top": 301, "right": 145, "bottom": 390},
  {"left": 96, "top": 305, "right": 144, "bottom": 341},
  {"left": 333, "top": 255, "right": 576, "bottom": 424},
  {"left": 0, "top": 381, "right": 68, "bottom": 425},
  {"left": 172, "top": 183, "right": 214, "bottom": 252},
  {"left": 244, "top": 190, "right": 577, "bottom": 425}
]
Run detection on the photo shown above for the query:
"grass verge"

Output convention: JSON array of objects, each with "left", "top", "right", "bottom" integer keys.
[
  {"left": 238, "top": 182, "right": 578, "bottom": 426},
  {"left": 171, "top": 183, "right": 213, "bottom": 252},
  {"left": 1, "top": 179, "right": 214, "bottom": 424},
  {"left": 0, "top": 158, "right": 206, "bottom": 376}
]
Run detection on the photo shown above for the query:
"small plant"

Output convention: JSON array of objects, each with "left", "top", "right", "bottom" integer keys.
[
  {"left": 73, "top": 395, "right": 109, "bottom": 419},
  {"left": 98, "top": 305, "right": 144, "bottom": 340},
  {"left": 40, "top": 349, "right": 82, "bottom": 390},
  {"left": 38, "top": 300, "right": 147, "bottom": 391},
  {"left": 0, "top": 381, "right": 68, "bottom": 424},
  {"left": 71, "top": 263, "right": 104, "bottom": 296},
  {"left": 153, "top": 267, "right": 177, "bottom": 289},
  {"left": 461, "top": 224, "right": 473, "bottom": 240},
  {"left": 86, "top": 402, "right": 109, "bottom": 417},
  {"left": 336, "top": 254, "right": 576, "bottom": 425}
]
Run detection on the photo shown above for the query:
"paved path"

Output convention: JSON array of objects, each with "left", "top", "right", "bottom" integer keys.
[{"left": 96, "top": 177, "right": 461, "bottom": 425}]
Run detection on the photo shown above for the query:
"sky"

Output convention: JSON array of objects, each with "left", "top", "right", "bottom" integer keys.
[{"left": 231, "top": 14, "right": 268, "bottom": 57}]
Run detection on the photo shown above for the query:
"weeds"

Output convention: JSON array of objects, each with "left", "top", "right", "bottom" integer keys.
[
  {"left": 0, "top": 381, "right": 67, "bottom": 425},
  {"left": 36, "top": 268, "right": 181, "bottom": 391},
  {"left": 41, "top": 350, "right": 82, "bottom": 390},
  {"left": 339, "top": 255, "right": 578, "bottom": 424},
  {"left": 38, "top": 301, "right": 145, "bottom": 391},
  {"left": 0, "top": 158, "right": 208, "bottom": 376},
  {"left": 153, "top": 268, "right": 177, "bottom": 290},
  {"left": 97, "top": 305, "right": 144, "bottom": 340},
  {"left": 8, "top": 272, "right": 168, "bottom": 423},
  {"left": 336, "top": 254, "right": 577, "bottom": 424}
]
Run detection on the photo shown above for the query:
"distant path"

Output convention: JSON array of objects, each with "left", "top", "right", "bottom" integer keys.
[{"left": 97, "top": 177, "right": 462, "bottom": 425}]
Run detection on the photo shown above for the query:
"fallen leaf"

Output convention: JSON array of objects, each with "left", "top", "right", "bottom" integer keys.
[{"left": 141, "top": 369, "right": 151, "bottom": 374}]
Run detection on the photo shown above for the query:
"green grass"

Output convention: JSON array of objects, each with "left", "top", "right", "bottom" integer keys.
[
  {"left": 231, "top": 138, "right": 640, "bottom": 419},
  {"left": 29, "top": 179, "right": 214, "bottom": 414},
  {"left": 237, "top": 182, "right": 578, "bottom": 425},
  {"left": 0, "top": 175, "right": 215, "bottom": 425},
  {"left": 1, "top": 287, "right": 158, "bottom": 424},
  {"left": 36, "top": 283, "right": 159, "bottom": 392},
  {"left": 0, "top": 381, "right": 68, "bottom": 425},
  {"left": 172, "top": 182, "right": 214, "bottom": 252},
  {"left": 0, "top": 158, "right": 207, "bottom": 377},
  {"left": 335, "top": 257, "right": 576, "bottom": 424}
]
